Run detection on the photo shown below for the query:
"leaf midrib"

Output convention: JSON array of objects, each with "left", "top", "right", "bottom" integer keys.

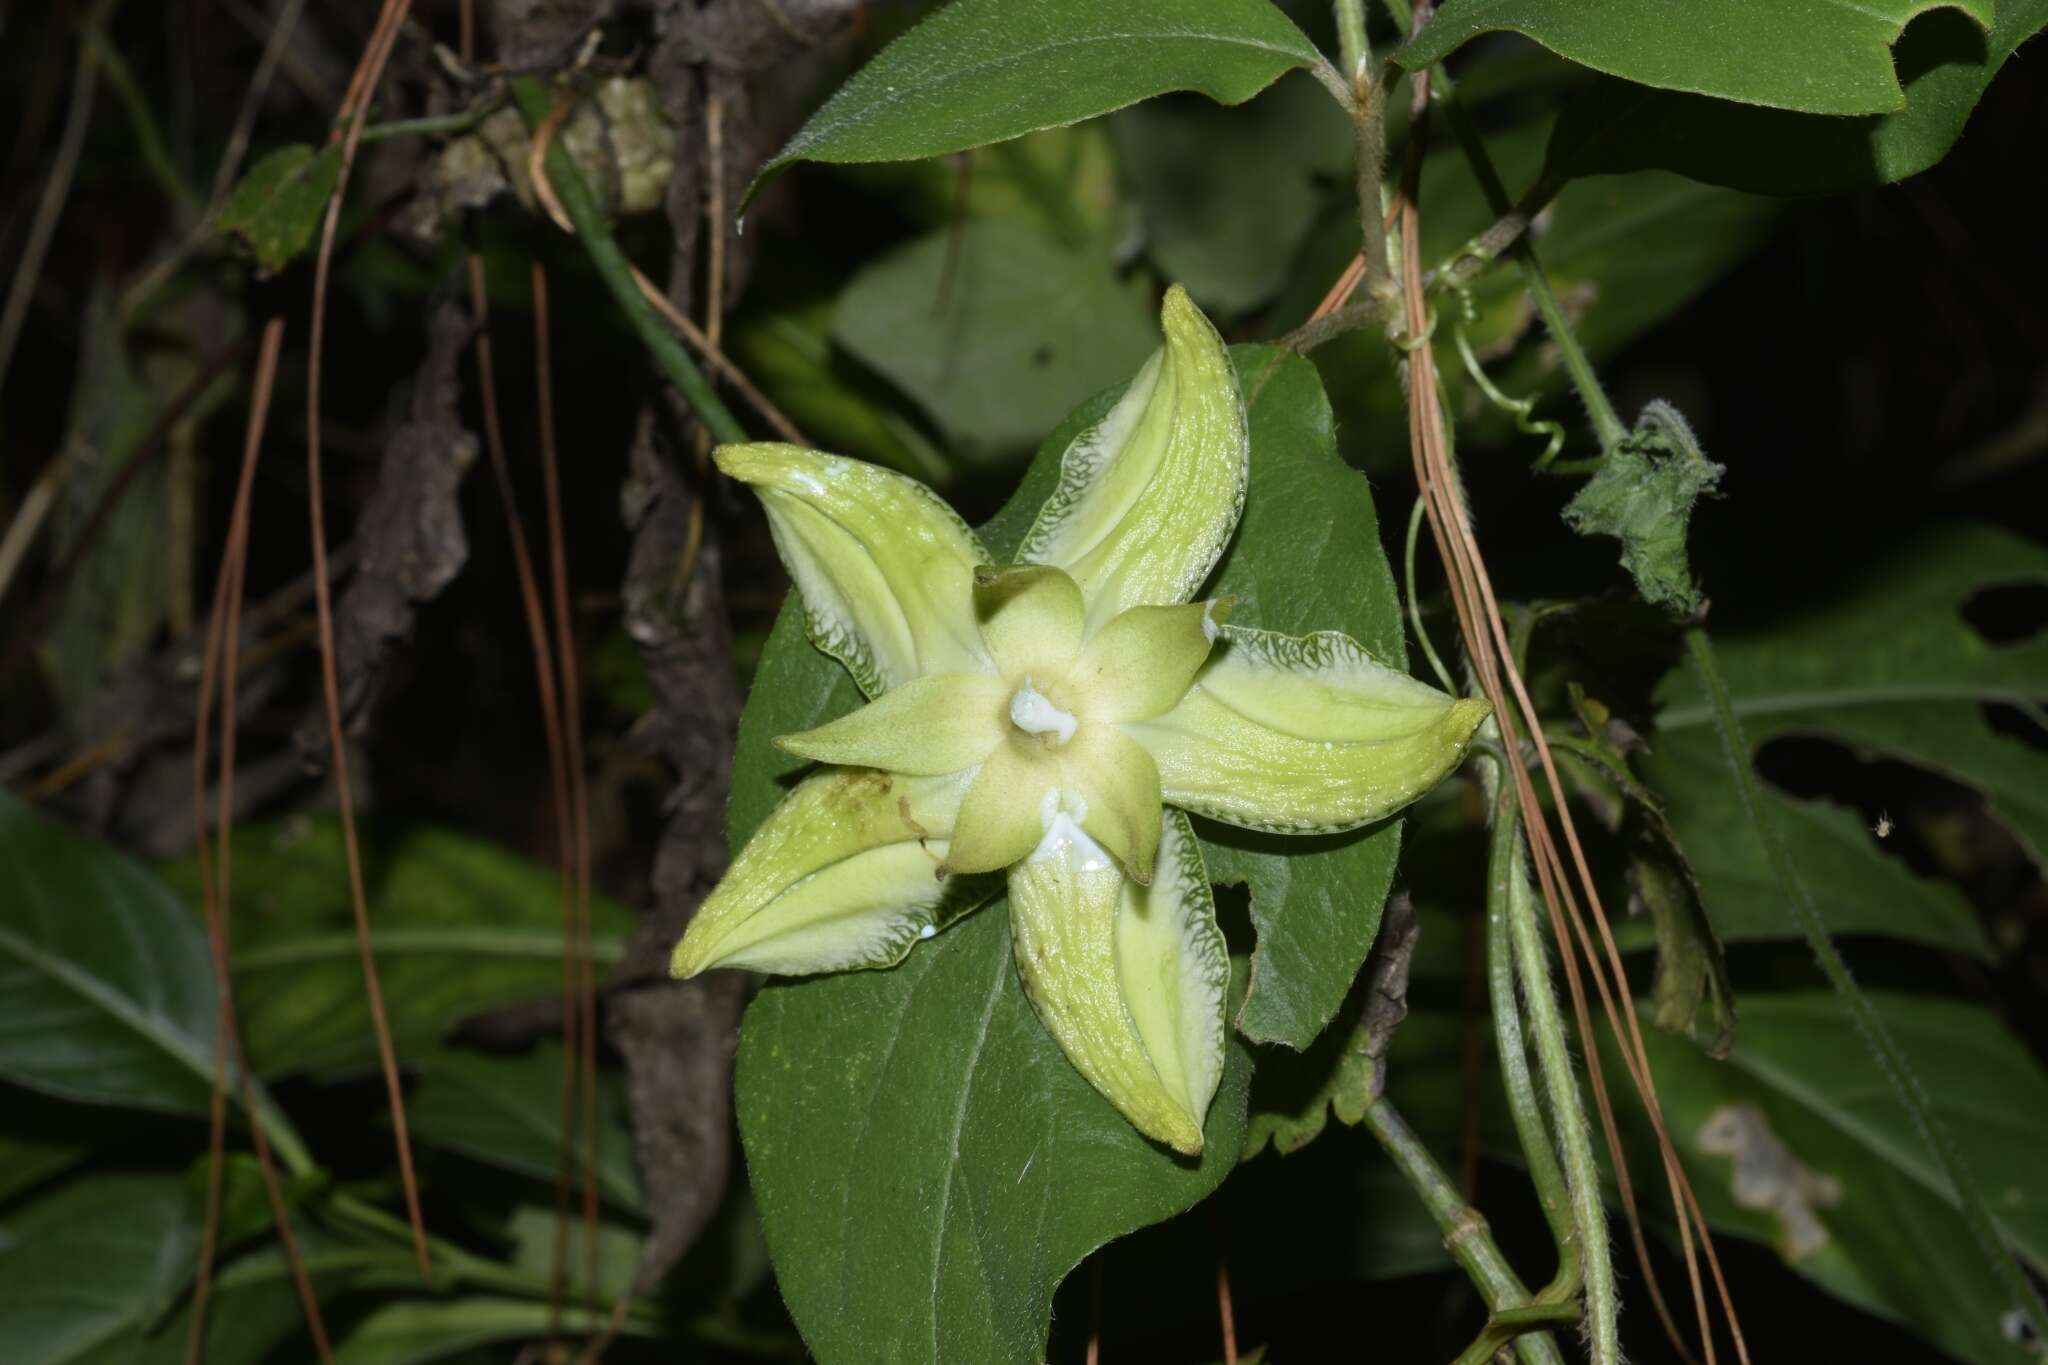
[
  {"left": 1730, "top": 1043, "right": 2044, "bottom": 1259},
  {"left": 232, "top": 928, "right": 626, "bottom": 971},
  {"left": 796, "top": 29, "right": 1310, "bottom": 153},
  {"left": 1659, "top": 681, "right": 2042, "bottom": 730},
  {"left": 926, "top": 944, "right": 1009, "bottom": 1358},
  {"left": 0, "top": 921, "right": 212, "bottom": 1107}
]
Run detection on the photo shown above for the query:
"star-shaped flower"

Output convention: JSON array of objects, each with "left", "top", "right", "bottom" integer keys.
[{"left": 673, "top": 287, "right": 1487, "bottom": 1154}]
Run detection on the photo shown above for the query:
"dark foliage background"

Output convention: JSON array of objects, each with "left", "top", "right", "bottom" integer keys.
[{"left": 1, "top": 1, "right": 2043, "bottom": 1362}]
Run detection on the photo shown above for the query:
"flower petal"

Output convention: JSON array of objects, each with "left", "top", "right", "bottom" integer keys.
[
  {"left": 1115, "top": 810, "right": 1228, "bottom": 1140},
  {"left": 671, "top": 768, "right": 988, "bottom": 977},
  {"left": 776, "top": 672, "right": 1009, "bottom": 775},
  {"left": 1068, "top": 600, "right": 1228, "bottom": 724},
  {"left": 1061, "top": 723, "right": 1163, "bottom": 884},
  {"left": 716, "top": 443, "right": 989, "bottom": 696},
  {"left": 972, "top": 564, "right": 1085, "bottom": 680},
  {"left": 1125, "top": 626, "right": 1489, "bottom": 833},
  {"left": 1006, "top": 815, "right": 1218, "bottom": 1154},
  {"left": 943, "top": 739, "right": 1057, "bottom": 876},
  {"left": 1018, "top": 286, "right": 1248, "bottom": 629}
]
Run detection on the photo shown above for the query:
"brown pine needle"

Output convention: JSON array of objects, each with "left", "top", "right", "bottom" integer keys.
[
  {"left": 1310, "top": 251, "right": 1367, "bottom": 325},
  {"left": 305, "top": 0, "right": 432, "bottom": 1280},
  {"left": 1084, "top": 1254, "right": 1104, "bottom": 1365},
  {"left": 532, "top": 259, "right": 604, "bottom": 1309},
  {"left": 187, "top": 317, "right": 334, "bottom": 1365},
  {"left": 465, "top": 250, "right": 583, "bottom": 1333},
  {"left": 1211, "top": 1204, "right": 1238, "bottom": 1365},
  {"left": 1391, "top": 16, "right": 1748, "bottom": 1360}
]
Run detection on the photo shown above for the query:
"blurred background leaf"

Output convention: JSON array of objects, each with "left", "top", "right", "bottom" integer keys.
[
  {"left": 831, "top": 216, "right": 1156, "bottom": 465},
  {"left": 159, "top": 820, "right": 631, "bottom": 1078}
]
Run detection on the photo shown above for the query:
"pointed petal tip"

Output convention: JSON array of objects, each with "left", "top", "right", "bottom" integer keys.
[
  {"left": 1160, "top": 281, "right": 1223, "bottom": 352},
  {"left": 1447, "top": 695, "right": 1491, "bottom": 743},
  {"left": 669, "top": 930, "right": 709, "bottom": 980},
  {"left": 710, "top": 440, "right": 798, "bottom": 483},
  {"left": 1124, "top": 1089, "right": 1204, "bottom": 1154}
]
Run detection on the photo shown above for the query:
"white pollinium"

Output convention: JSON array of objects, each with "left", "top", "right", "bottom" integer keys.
[
  {"left": 1030, "top": 804, "right": 1113, "bottom": 873},
  {"left": 1009, "top": 676, "right": 1078, "bottom": 744}
]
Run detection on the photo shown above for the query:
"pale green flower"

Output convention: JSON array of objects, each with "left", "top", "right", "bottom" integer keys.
[{"left": 673, "top": 286, "right": 1487, "bottom": 1154}]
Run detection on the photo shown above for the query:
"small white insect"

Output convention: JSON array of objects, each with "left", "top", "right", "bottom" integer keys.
[{"left": 1873, "top": 810, "right": 1893, "bottom": 839}]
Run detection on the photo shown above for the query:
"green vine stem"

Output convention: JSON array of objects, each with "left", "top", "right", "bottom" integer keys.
[
  {"left": 1499, "top": 786, "right": 1620, "bottom": 1363},
  {"left": 356, "top": 102, "right": 503, "bottom": 146},
  {"left": 1404, "top": 494, "right": 1458, "bottom": 694},
  {"left": 1450, "top": 319, "right": 1571, "bottom": 473},
  {"left": 1486, "top": 774, "right": 1580, "bottom": 1302},
  {"left": 510, "top": 77, "right": 750, "bottom": 447},
  {"left": 1363, "top": 1092, "right": 1569, "bottom": 1365},
  {"left": 1331, "top": 0, "right": 1390, "bottom": 302},
  {"left": 1684, "top": 626, "right": 2048, "bottom": 1350},
  {"left": 1333, "top": 0, "right": 1369, "bottom": 86},
  {"left": 1392, "top": 10, "right": 2048, "bottom": 1345},
  {"left": 1454, "top": 1302, "right": 1584, "bottom": 1365},
  {"left": 1382, "top": 0, "right": 1624, "bottom": 454}
]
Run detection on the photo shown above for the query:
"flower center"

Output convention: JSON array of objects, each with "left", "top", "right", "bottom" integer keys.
[{"left": 1008, "top": 676, "right": 1077, "bottom": 745}]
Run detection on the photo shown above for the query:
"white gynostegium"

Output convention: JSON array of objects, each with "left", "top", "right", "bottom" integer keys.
[{"left": 672, "top": 286, "right": 1487, "bottom": 1154}]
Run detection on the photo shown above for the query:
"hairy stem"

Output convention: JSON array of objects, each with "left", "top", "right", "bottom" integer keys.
[
  {"left": 1362, "top": 1095, "right": 1568, "bottom": 1365},
  {"left": 1331, "top": 0, "right": 1389, "bottom": 297},
  {"left": 1502, "top": 793, "right": 1620, "bottom": 1363},
  {"left": 1486, "top": 773, "right": 1579, "bottom": 1300},
  {"left": 1435, "top": 91, "right": 1622, "bottom": 452},
  {"left": 1333, "top": 0, "right": 1368, "bottom": 84}
]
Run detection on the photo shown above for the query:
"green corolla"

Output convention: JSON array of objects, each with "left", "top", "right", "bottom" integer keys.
[{"left": 673, "top": 286, "right": 1486, "bottom": 1154}]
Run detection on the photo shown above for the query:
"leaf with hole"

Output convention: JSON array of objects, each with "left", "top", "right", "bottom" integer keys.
[
  {"left": 1394, "top": 0, "right": 1995, "bottom": 116},
  {"left": 1544, "top": 1, "right": 2048, "bottom": 193},
  {"left": 1650, "top": 525, "right": 2048, "bottom": 950}
]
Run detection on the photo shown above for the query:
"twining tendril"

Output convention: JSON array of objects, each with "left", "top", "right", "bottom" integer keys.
[{"left": 1446, "top": 285, "right": 1579, "bottom": 473}]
